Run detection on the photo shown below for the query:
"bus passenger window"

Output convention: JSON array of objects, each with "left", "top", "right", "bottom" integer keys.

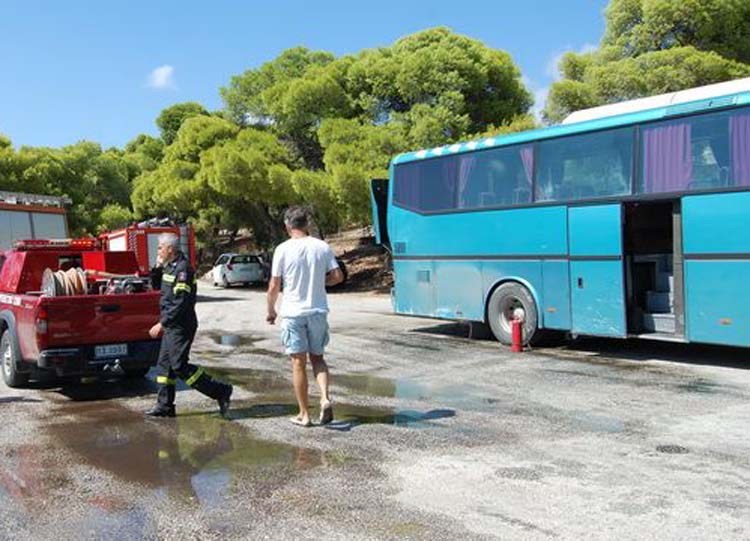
[
  {"left": 394, "top": 156, "right": 457, "bottom": 212},
  {"left": 457, "top": 145, "right": 533, "bottom": 209},
  {"left": 637, "top": 110, "right": 750, "bottom": 194},
  {"left": 536, "top": 127, "right": 633, "bottom": 202}
]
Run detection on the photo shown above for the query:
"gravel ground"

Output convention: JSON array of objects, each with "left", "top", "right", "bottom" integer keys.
[{"left": 0, "top": 284, "right": 749, "bottom": 540}]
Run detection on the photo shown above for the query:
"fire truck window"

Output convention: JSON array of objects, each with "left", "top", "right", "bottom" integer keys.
[
  {"left": 0, "top": 210, "right": 32, "bottom": 250},
  {"left": 32, "top": 213, "right": 67, "bottom": 239},
  {"left": 0, "top": 255, "right": 5, "bottom": 274}
]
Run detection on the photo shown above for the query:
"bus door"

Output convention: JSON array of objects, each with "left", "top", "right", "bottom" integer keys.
[
  {"left": 568, "top": 204, "right": 627, "bottom": 337},
  {"left": 370, "top": 179, "right": 390, "bottom": 249}
]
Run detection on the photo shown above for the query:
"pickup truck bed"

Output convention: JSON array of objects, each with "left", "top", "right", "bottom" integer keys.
[{"left": 0, "top": 244, "right": 161, "bottom": 387}]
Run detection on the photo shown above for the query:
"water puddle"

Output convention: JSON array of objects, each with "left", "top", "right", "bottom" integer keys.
[
  {"left": 322, "top": 404, "right": 455, "bottom": 431},
  {"left": 44, "top": 403, "right": 335, "bottom": 507},
  {"left": 205, "top": 366, "right": 500, "bottom": 413},
  {"left": 676, "top": 378, "right": 721, "bottom": 394},
  {"left": 204, "top": 367, "right": 290, "bottom": 395},
  {"left": 218, "top": 399, "right": 455, "bottom": 430},
  {"left": 207, "top": 332, "right": 257, "bottom": 348},
  {"left": 334, "top": 373, "right": 502, "bottom": 411}
]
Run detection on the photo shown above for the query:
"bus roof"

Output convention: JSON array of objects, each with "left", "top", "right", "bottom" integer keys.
[{"left": 392, "top": 77, "right": 750, "bottom": 167}]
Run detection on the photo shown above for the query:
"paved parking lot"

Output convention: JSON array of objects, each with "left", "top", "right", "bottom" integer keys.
[{"left": 0, "top": 285, "right": 749, "bottom": 540}]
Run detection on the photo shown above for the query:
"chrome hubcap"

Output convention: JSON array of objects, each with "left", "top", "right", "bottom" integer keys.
[
  {"left": 499, "top": 296, "right": 526, "bottom": 334},
  {"left": 2, "top": 341, "right": 12, "bottom": 377}
]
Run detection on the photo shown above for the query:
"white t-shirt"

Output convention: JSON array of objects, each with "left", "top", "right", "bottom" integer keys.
[{"left": 271, "top": 236, "right": 339, "bottom": 317}]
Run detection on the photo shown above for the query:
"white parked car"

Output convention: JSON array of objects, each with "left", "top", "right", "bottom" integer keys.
[{"left": 213, "top": 253, "right": 267, "bottom": 287}]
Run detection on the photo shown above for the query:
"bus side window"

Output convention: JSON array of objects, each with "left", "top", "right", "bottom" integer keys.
[{"left": 537, "top": 127, "right": 633, "bottom": 202}]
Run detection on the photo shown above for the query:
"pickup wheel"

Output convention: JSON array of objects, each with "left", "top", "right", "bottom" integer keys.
[{"left": 1, "top": 330, "right": 29, "bottom": 388}]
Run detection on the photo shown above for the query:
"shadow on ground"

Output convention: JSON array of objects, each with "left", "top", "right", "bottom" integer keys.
[{"left": 410, "top": 322, "right": 750, "bottom": 370}]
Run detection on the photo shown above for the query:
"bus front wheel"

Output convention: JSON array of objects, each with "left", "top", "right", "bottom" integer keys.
[{"left": 487, "top": 282, "right": 540, "bottom": 346}]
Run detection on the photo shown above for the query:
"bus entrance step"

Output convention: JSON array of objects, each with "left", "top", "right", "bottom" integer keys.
[
  {"left": 642, "top": 313, "right": 676, "bottom": 334},
  {"left": 646, "top": 291, "right": 673, "bottom": 313},
  {"left": 655, "top": 272, "right": 674, "bottom": 293}
]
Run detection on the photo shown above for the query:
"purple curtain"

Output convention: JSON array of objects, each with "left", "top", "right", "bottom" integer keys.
[
  {"left": 457, "top": 155, "right": 476, "bottom": 208},
  {"left": 731, "top": 114, "right": 750, "bottom": 186},
  {"left": 642, "top": 123, "right": 692, "bottom": 193}
]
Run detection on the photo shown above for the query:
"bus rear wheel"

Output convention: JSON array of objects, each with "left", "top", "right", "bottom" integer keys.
[{"left": 487, "top": 282, "right": 540, "bottom": 346}]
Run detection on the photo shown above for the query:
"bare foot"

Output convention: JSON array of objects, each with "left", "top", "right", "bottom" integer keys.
[
  {"left": 319, "top": 400, "right": 333, "bottom": 425},
  {"left": 290, "top": 414, "right": 312, "bottom": 427}
]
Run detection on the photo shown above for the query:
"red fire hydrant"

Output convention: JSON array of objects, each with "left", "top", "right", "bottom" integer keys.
[{"left": 511, "top": 319, "right": 523, "bottom": 353}]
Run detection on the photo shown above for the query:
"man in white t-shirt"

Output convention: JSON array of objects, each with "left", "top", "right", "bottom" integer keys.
[{"left": 266, "top": 207, "right": 344, "bottom": 427}]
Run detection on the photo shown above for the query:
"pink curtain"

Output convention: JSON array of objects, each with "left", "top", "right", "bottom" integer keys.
[
  {"left": 731, "top": 114, "right": 750, "bottom": 186},
  {"left": 519, "top": 146, "right": 534, "bottom": 184},
  {"left": 457, "top": 155, "right": 476, "bottom": 208},
  {"left": 642, "top": 123, "right": 692, "bottom": 193}
]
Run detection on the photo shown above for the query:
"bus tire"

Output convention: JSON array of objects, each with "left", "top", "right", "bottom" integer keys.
[
  {"left": 486, "top": 282, "right": 540, "bottom": 346},
  {"left": 1, "top": 330, "right": 29, "bottom": 388}
]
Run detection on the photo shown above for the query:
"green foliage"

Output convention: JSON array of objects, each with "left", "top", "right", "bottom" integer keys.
[
  {"left": 289, "top": 169, "right": 339, "bottom": 235},
  {"left": 156, "top": 102, "right": 209, "bottom": 145},
  {"left": 98, "top": 204, "right": 133, "bottom": 232},
  {"left": 473, "top": 114, "right": 540, "bottom": 139},
  {"left": 165, "top": 116, "right": 239, "bottom": 163},
  {"left": 545, "top": 0, "right": 750, "bottom": 122},
  {"left": 0, "top": 141, "right": 133, "bottom": 234},
  {"left": 220, "top": 47, "right": 336, "bottom": 126}
]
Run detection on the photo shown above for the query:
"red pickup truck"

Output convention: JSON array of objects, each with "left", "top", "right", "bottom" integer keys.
[{"left": 0, "top": 239, "right": 161, "bottom": 387}]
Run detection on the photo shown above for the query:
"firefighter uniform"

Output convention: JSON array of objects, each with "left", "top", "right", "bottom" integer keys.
[{"left": 149, "top": 252, "right": 232, "bottom": 416}]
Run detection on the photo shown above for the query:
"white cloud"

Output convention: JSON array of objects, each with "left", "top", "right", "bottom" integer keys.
[
  {"left": 146, "top": 65, "right": 176, "bottom": 90},
  {"left": 532, "top": 85, "right": 550, "bottom": 121}
]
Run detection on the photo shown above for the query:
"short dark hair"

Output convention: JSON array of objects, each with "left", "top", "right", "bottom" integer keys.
[{"left": 284, "top": 206, "right": 309, "bottom": 230}]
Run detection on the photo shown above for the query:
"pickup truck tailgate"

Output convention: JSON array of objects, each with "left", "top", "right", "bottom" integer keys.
[{"left": 42, "top": 292, "right": 161, "bottom": 347}]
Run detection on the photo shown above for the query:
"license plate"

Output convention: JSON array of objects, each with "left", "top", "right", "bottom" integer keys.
[{"left": 95, "top": 344, "right": 128, "bottom": 359}]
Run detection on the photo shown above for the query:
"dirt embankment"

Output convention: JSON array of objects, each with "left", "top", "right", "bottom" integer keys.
[{"left": 326, "top": 228, "right": 392, "bottom": 294}]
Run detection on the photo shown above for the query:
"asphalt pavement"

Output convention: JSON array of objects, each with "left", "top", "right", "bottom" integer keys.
[{"left": 0, "top": 284, "right": 748, "bottom": 540}]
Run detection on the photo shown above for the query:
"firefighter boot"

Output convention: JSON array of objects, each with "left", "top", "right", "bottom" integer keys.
[
  {"left": 145, "top": 404, "right": 176, "bottom": 417},
  {"left": 185, "top": 367, "right": 233, "bottom": 417},
  {"left": 148, "top": 378, "right": 177, "bottom": 417}
]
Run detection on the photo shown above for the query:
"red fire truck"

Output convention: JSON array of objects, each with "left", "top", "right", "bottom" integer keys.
[{"left": 100, "top": 218, "right": 196, "bottom": 275}]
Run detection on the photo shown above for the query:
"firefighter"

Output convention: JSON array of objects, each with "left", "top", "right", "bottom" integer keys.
[{"left": 145, "top": 233, "right": 233, "bottom": 418}]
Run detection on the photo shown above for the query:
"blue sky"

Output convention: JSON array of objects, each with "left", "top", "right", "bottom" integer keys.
[{"left": 0, "top": 0, "right": 609, "bottom": 149}]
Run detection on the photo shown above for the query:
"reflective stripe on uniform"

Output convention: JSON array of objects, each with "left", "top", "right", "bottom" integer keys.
[
  {"left": 173, "top": 283, "right": 192, "bottom": 294},
  {"left": 162, "top": 273, "right": 176, "bottom": 283},
  {"left": 185, "top": 366, "right": 204, "bottom": 387},
  {"left": 156, "top": 375, "right": 176, "bottom": 385}
]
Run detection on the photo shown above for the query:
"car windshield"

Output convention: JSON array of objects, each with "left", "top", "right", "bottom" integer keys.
[{"left": 231, "top": 255, "right": 258, "bottom": 264}]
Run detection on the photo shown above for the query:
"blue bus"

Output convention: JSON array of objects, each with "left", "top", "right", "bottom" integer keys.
[{"left": 370, "top": 78, "right": 750, "bottom": 347}]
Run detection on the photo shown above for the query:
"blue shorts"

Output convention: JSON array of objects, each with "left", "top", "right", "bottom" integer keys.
[{"left": 280, "top": 313, "right": 330, "bottom": 355}]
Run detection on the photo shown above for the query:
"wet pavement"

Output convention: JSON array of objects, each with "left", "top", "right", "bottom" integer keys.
[{"left": 0, "top": 286, "right": 749, "bottom": 539}]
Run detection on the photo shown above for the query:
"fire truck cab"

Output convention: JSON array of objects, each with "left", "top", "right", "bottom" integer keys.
[{"left": 0, "top": 191, "right": 70, "bottom": 251}]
